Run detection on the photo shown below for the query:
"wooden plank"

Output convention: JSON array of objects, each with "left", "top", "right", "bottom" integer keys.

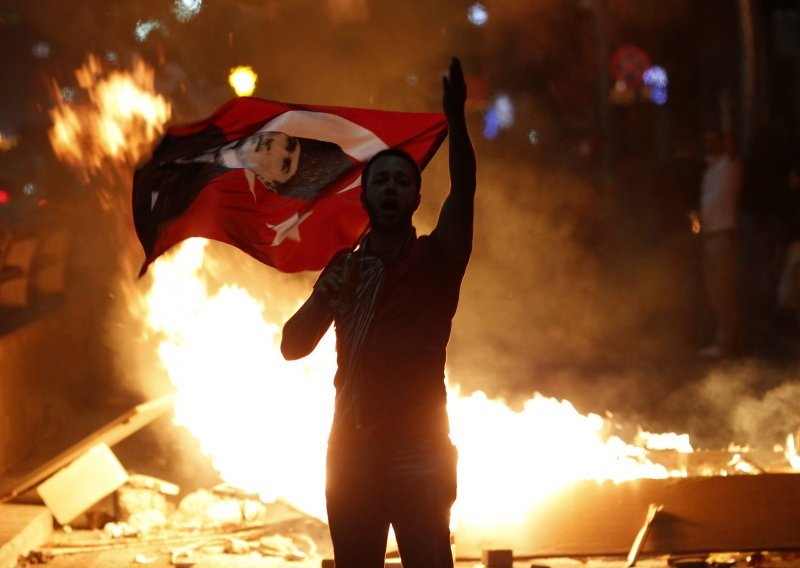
[
  {"left": 455, "top": 474, "right": 800, "bottom": 558},
  {"left": 0, "top": 394, "right": 175, "bottom": 504},
  {"left": 0, "top": 504, "right": 52, "bottom": 568}
]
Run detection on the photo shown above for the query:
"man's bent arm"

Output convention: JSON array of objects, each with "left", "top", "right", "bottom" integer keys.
[
  {"left": 435, "top": 57, "right": 476, "bottom": 261},
  {"left": 280, "top": 293, "right": 333, "bottom": 360}
]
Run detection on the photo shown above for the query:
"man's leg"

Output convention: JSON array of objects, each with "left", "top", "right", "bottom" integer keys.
[
  {"left": 326, "top": 450, "right": 389, "bottom": 568},
  {"left": 704, "top": 231, "right": 742, "bottom": 356},
  {"left": 387, "top": 444, "right": 457, "bottom": 568}
]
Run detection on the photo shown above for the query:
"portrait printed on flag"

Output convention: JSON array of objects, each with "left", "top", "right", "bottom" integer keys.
[{"left": 178, "top": 129, "right": 353, "bottom": 201}]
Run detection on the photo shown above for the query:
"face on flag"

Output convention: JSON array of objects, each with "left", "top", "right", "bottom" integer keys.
[{"left": 132, "top": 98, "right": 448, "bottom": 274}]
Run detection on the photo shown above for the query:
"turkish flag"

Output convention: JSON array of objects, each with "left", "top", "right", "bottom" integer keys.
[{"left": 132, "top": 97, "right": 448, "bottom": 275}]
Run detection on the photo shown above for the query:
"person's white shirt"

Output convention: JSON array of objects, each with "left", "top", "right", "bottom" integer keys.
[{"left": 700, "top": 153, "right": 741, "bottom": 233}]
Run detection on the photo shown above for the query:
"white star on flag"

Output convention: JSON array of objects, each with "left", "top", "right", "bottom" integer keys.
[{"left": 266, "top": 211, "right": 313, "bottom": 246}]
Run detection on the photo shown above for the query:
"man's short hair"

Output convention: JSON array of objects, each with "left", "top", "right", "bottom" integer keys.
[
  {"left": 273, "top": 137, "right": 354, "bottom": 201},
  {"left": 361, "top": 148, "right": 422, "bottom": 194}
]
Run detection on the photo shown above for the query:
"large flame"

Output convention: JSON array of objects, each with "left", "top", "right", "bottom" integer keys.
[
  {"left": 48, "top": 54, "right": 171, "bottom": 187},
  {"left": 143, "top": 240, "right": 693, "bottom": 530},
  {"left": 48, "top": 54, "right": 171, "bottom": 279},
  {"left": 145, "top": 240, "right": 335, "bottom": 519}
]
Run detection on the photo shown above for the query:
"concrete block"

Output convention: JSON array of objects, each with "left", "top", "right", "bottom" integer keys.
[
  {"left": 0, "top": 504, "right": 53, "bottom": 568},
  {"left": 37, "top": 443, "right": 128, "bottom": 525}
]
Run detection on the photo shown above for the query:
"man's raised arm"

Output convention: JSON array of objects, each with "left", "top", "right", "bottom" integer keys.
[{"left": 434, "top": 57, "right": 477, "bottom": 261}]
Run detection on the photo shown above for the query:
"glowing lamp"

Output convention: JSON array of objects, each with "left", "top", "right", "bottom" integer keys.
[
  {"left": 229, "top": 66, "right": 257, "bottom": 97},
  {"left": 643, "top": 65, "right": 668, "bottom": 105},
  {"left": 173, "top": 0, "right": 203, "bottom": 22},
  {"left": 468, "top": 2, "right": 488, "bottom": 26}
]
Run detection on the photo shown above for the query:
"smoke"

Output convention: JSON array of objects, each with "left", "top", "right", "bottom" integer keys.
[
  {"left": 657, "top": 361, "right": 800, "bottom": 449},
  {"left": 24, "top": 0, "right": 796, "bottom": 454}
]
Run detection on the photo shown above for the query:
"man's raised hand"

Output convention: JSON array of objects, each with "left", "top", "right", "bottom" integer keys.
[{"left": 442, "top": 57, "right": 467, "bottom": 121}]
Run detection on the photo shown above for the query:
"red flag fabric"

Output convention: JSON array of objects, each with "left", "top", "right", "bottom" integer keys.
[{"left": 132, "top": 97, "right": 448, "bottom": 275}]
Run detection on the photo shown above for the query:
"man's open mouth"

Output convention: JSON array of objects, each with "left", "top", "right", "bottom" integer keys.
[{"left": 381, "top": 198, "right": 399, "bottom": 212}]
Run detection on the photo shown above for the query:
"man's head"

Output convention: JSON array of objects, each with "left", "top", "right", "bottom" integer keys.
[
  {"left": 360, "top": 149, "right": 421, "bottom": 233},
  {"left": 235, "top": 131, "right": 301, "bottom": 190}
]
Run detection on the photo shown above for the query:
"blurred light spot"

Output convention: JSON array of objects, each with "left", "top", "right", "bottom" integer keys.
[
  {"left": 483, "top": 108, "right": 500, "bottom": 140},
  {"left": 650, "top": 85, "right": 668, "bottom": 105},
  {"left": 528, "top": 129, "right": 539, "bottom": 145},
  {"left": 60, "top": 86, "right": 77, "bottom": 103},
  {"left": 22, "top": 183, "right": 36, "bottom": 196},
  {"left": 483, "top": 93, "right": 515, "bottom": 140},
  {"left": 643, "top": 65, "right": 668, "bottom": 88},
  {"left": 690, "top": 211, "right": 701, "bottom": 234},
  {"left": 32, "top": 42, "right": 50, "bottom": 58},
  {"left": 229, "top": 66, "right": 257, "bottom": 97},
  {"left": 38, "top": 198, "right": 48, "bottom": 207},
  {"left": 407, "top": 74, "right": 418, "bottom": 86},
  {"left": 493, "top": 93, "right": 514, "bottom": 128},
  {"left": 643, "top": 65, "right": 668, "bottom": 105},
  {"left": 173, "top": 0, "right": 202, "bottom": 23},
  {"left": 468, "top": 2, "right": 488, "bottom": 26},
  {"left": 614, "top": 80, "right": 627, "bottom": 92},
  {"left": 0, "top": 189, "right": 8, "bottom": 204},
  {"left": 105, "top": 50, "right": 118, "bottom": 64},
  {"left": 0, "top": 132, "right": 18, "bottom": 151},
  {"left": 135, "top": 19, "right": 165, "bottom": 42}
]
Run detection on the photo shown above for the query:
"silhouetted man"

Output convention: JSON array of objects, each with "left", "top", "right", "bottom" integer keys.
[
  {"left": 280, "top": 57, "right": 475, "bottom": 568},
  {"left": 699, "top": 129, "right": 742, "bottom": 358}
]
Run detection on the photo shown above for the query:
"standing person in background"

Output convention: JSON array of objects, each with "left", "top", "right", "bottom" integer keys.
[
  {"left": 776, "top": 161, "right": 800, "bottom": 327},
  {"left": 699, "top": 129, "right": 743, "bottom": 358},
  {"left": 280, "top": 57, "right": 475, "bottom": 568}
]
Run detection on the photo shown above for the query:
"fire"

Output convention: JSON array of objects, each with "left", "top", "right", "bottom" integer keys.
[
  {"left": 145, "top": 239, "right": 335, "bottom": 520},
  {"left": 786, "top": 433, "right": 800, "bottom": 470},
  {"left": 448, "top": 390, "right": 680, "bottom": 527},
  {"left": 143, "top": 239, "right": 694, "bottom": 531},
  {"left": 48, "top": 54, "right": 171, "bottom": 186},
  {"left": 47, "top": 54, "right": 171, "bottom": 279}
]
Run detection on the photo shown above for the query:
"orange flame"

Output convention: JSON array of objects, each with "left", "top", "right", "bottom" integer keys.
[
  {"left": 142, "top": 240, "right": 695, "bottom": 532},
  {"left": 48, "top": 54, "right": 171, "bottom": 187}
]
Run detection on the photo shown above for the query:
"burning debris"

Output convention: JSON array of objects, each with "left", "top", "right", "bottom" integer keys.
[
  {"left": 34, "top": 474, "right": 330, "bottom": 566},
  {"left": 14, "top": 396, "right": 800, "bottom": 566}
]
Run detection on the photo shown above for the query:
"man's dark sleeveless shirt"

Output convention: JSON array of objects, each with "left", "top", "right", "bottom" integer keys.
[{"left": 326, "top": 229, "right": 468, "bottom": 451}]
